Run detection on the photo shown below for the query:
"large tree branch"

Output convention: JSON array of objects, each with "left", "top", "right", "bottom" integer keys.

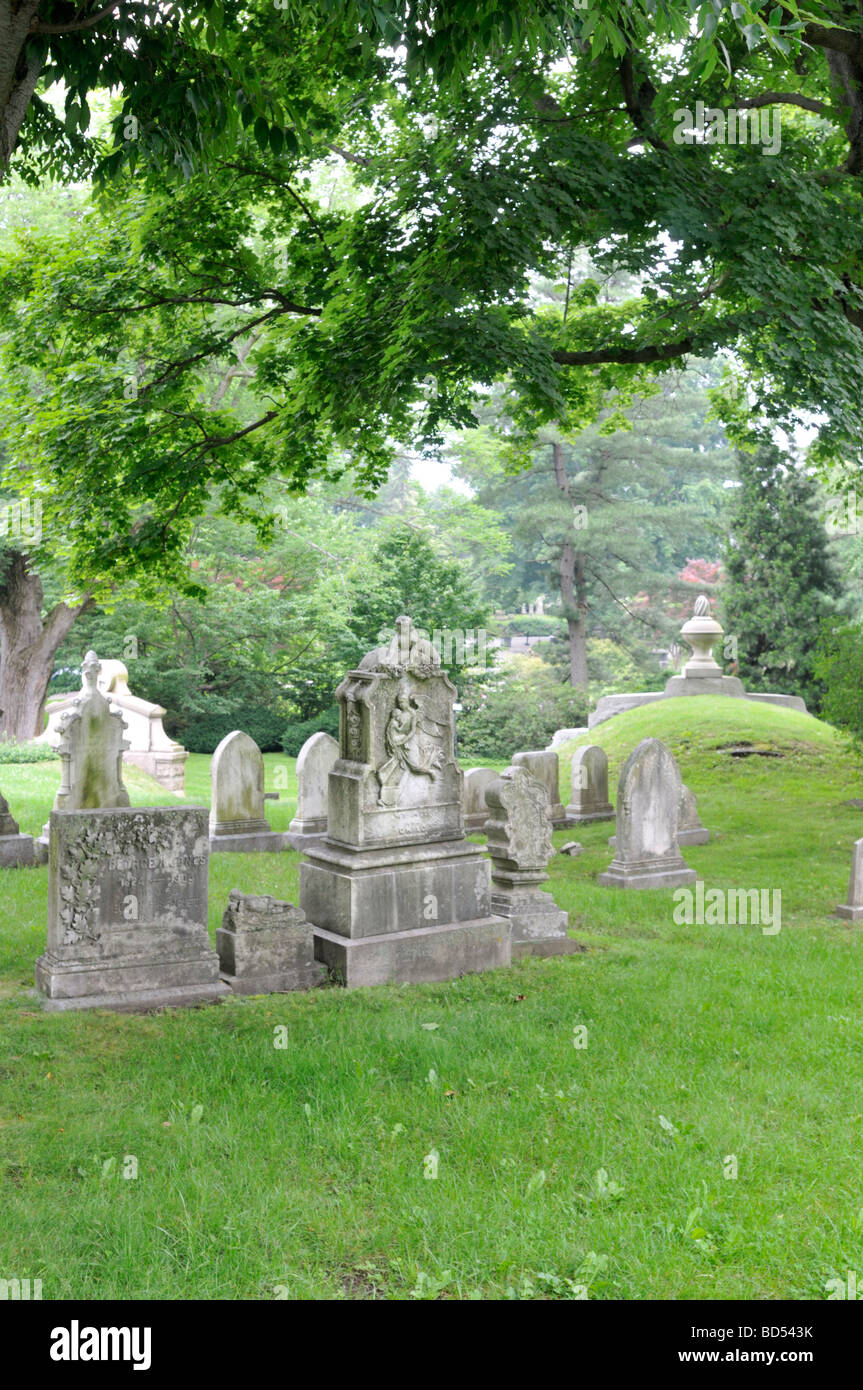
[
  {"left": 736, "top": 90, "right": 834, "bottom": 116},
  {"left": 551, "top": 336, "right": 694, "bottom": 367}
]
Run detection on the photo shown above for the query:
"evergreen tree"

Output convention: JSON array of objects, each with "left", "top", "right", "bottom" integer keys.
[{"left": 722, "top": 446, "right": 841, "bottom": 709}]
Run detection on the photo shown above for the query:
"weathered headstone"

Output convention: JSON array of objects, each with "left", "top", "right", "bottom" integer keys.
[
  {"left": 37, "top": 649, "right": 130, "bottom": 852},
  {"left": 677, "top": 783, "right": 709, "bottom": 845},
  {"left": 835, "top": 839, "right": 863, "bottom": 922},
  {"left": 35, "top": 806, "right": 228, "bottom": 1011},
  {"left": 0, "top": 788, "right": 36, "bottom": 867},
  {"left": 300, "top": 615, "right": 510, "bottom": 987},
  {"left": 486, "top": 766, "right": 577, "bottom": 958},
  {"left": 598, "top": 738, "right": 696, "bottom": 890},
  {"left": 462, "top": 767, "right": 498, "bottom": 833},
  {"left": 217, "top": 890, "right": 327, "bottom": 993},
  {"left": 565, "top": 745, "right": 614, "bottom": 824},
  {"left": 209, "top": 730, "right": 285, "bottom": 852},
  {"left": 511, "top": 749, "right": 568, "bottom": 827},
  {"left": 286, "top": 732, "right": 338, "bottom": 850}
]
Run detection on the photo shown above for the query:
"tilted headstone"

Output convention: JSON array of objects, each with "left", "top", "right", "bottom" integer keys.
[
  {"left": 286, "top": 732, "right": 338, "bottom": 850},
  {"left": 565, "top": 745, "right": 614, "bottom": 824},
  {"left": 598, "top": 738, "right": 696, "bottom": 890},
  {"left": 0, "top": 787, "right": 36, "bottom": 867},
  {"left": 217, "top": 890, "right": 328, "bottom": 993},
  {"left": 300, "top": 615, "right": 510, "bottom": 987},
  {"left": 485, "top": 766, "right": 576, "bottom": 958},
  {"left": 209, "top": 730, "right": 285, "bottom": 852},
  {"left": 835, "top": 839, "right": 863, "bottom": 922},
  {"left": 511, "top": 749, "right": 567, "bottom": 827},
  {"left": 35, "top": 806, "right": 228, "bottom": 1012},
  {"left": 462, "top": 767, "right": 498, "bottom": 833},
  {"left": 677, "top": 784, "right": 709, "bottom": 845}
]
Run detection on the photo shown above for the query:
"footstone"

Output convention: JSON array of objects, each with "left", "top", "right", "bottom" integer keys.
[
  {"left": 217, "top": 890, "right": 327, "bottom": 993},
  {"left": 485, "top": 765, "right": 573, "bottom": 958},
  {"left": 565, "top": 745, "right": 614, "bottom": 824},
  {"left": 287, "top": 732, "right": 338, "bottom": 850},
  {"left": 300, "top": 615, "right": 510, "bottom": 987},
  {"left": 0, "top": 789, "right": 36, "bottom": 866},
  {"left": 35, "top": 806, "right": 228, "bottom": 1012},
  {"left": 209, "top": 730, "right": 286, "bottom": 852},
  {"left": 835, "top": 838, "right": 863, "bottom": 922},
  {"left": 462, "top": 767, "right": 498, "bottom": 833},
  {"left": 511, "top": 750, "right": 567, "bottom": 827},
  {"left": 678, "top": 783, "right": 709, "bottom": 846},
  {"left": 598, "top": 738, "right": 696, "bottom": 890}
]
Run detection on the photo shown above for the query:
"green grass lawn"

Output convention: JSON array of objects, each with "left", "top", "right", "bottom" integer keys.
[{"left": 2, "top": 700, "right": 863, "bottom": 1300}]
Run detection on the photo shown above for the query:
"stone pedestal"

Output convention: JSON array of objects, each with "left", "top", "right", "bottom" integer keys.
[
  {"left": 565, "top": 745, "right": 614, "bottom": 824},
  {"left": 0, "top": 792, "right": 37, "bottom": 867},
  {"left": 835, "top": 839, "right": 863, "bottom": 922},
  {"left": 511, "top": 750, "right": 568, "bottom": 827},
  {"left": 485, "top": 765, "right": 575, "bottom": 959},
  {"left": 35, "top": 806, "right": 228, "bottom": 1012},
  {"left": 217, "top": 890, "right": 327, "bottom": 993},
  {"left": 286, "top": 731, "right": 338, "bottom": 850},
  {"left": 300, "top": 616, "right": 510, "bottom": 988},
  {"left": 598, "top": 738, "right": 696, "bottom": 890},
  {"left": 209, "top": 730, "right": 285, "bottom": 852}
]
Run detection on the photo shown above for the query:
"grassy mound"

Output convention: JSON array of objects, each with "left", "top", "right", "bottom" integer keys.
[{"left": 1, "top": 704, "right": 862, "bottom": 1300}]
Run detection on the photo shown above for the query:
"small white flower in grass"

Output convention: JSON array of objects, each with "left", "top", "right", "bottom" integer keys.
[
  {"left": 421, "top": 1022, "right": 440, "bottom": 1031},
  {"left": 658, "top": 1114, "right": 678, "bottom": 1137}
]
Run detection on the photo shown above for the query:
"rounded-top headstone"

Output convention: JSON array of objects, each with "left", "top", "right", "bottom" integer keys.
[{"left": 210, "top": 730, "right": 269, "bottom": 835}]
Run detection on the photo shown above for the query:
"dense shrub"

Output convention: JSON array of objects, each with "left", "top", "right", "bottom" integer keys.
[
  {"left": 0, "top": 741, "right": 59, "bottom": 763},
  {"left": 813, "top": 620, "right": 863, "bottom": 745},
  {"left": 180, "top": 707, "right": 289, "bottom": 754},
  {"left": 458, "top": 660, "right": 587, "bottom": 760},
  {"left": 281, "top": 706, "right": 340, "bottom": 756}
]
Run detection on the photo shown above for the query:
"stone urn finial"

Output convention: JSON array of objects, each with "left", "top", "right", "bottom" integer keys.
[{"left": 680, "top": 594, "right": 723, "bottom": 679}]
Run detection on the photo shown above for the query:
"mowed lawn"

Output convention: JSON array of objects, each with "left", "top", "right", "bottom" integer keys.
[{"left": 2, "top": 699, "right": 863, "bottom": 1300}]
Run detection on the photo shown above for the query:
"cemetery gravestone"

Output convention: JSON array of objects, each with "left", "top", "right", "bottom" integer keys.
[
  {"left": 217, "top": 890, "right": 327, "bottom": 993},
  {"left": 35, "top": 806, "right": 228, "bottom": 1011},
  {"left": 209, "top": 730, "right": 286, "bottom": 852},
  {"left": 565, "top": 745, "right": 615, "bottom": 824},
  {"left": 598, "top": 738, "right": 696, "bottom": 890},
  {"left": 300, "top": 616, "right": 510, "bottom": 987},
  {"left": 834, "top": 839, "right": 863, "bottom": 922},
  {"left": 462, "top": 767, "right": 498, "bottom": 833},
  {"left": 0, "top": 788, "right": 36, "bottom": 867},
  {"left": 485, "top": 766, "right": 577, "bottom": 958},
  {"left": 286, "top": 732, "right": 338, "bottom": 850},
  {"left": 677, "top": 784, "right": 709, "bottom": 845},
  {"left": 511, "top": 749, "right": 568, "bottom": 827}
]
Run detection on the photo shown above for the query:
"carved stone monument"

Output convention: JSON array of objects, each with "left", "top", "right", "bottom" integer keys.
[
  {"left": 565, "top": 745, "right": 615, "bottom": 824},
  {"left": 511, "top": 749, "right": 568, "bottom": 827},
  {"left": 462, "top": 767, "right": 498, "bottom": 833},
  {"left": 217, "top": 890, "right": 328, "bottom": 993},
  {"left": 834, "top": 839, "right": 863, "bottom": 922},
  {"left": 0, "top": 788, "right": 37, "bottom": 867},
  {"left": 37, "top": 656, "right": 188, "bottom": 793},
  {"left": 485, "top": 766, "right": 576, "bottom": 958},
  {"left": 300, "top": 616, "right": 510, "bottom": 987},
  {"left": 209, "top": 730, "right": 285, "bottom": 852},
  {"left": 598, "top": 738, "right": 696, "bottom": 890},
  {"left": 677, "top": 783, "right": 709, "bottom": 845},
  {"left": 287, "top": 731, "right": 338, "bottom": 850},
  {"left": 35, "top": 806, "right": 228, "bottom": 1011}
]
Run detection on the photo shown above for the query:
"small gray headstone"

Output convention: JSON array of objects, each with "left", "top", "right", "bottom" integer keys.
[
  {"left": 835, "top": 838, "right": 863, "bottom": 922},
  {"left": 286, "top": 732, "right": 338, "bottom": 850},
  {"left": 0, "top": 787, "right": 36, "bottom": 867},
  {"left": 35, "top": 805, "right": 228, "bottom": 1011},
  {"left": 598, "top": 738, "right": 696, "bottom": 890},
  {"left": 678, "top": 783, "right": 709, "bottom": 845},
  {"left": 511, "top": 749, "right": 567, "bottom": 827},
  {"left": 485, "top": 765, "right": 575, "bottom": 958},
  {"left": 565, "top": 745, "right": 614, "bottom": 824},
  {"left": 210, "top": 730, "right": 286, "bottom": 852},
  {"left": 462, "top": 767, "right": 498, "bottom": 833},
  {"left": 217, "top": 890, "right": 327, "bottom": 993}
]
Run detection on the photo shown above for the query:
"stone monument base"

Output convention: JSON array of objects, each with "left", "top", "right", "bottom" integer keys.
[
  {"left": 209, "top": 830, "right": 288, "bottom": 853},
  {"left": 0, "top": 832, "right": 37, "bottom": 868},
  {"left": 124, "top": 748, "right": 188, "bottom": 794},
  {"left": 598, "top": 856, "right": 696, "bottom": 890},
  {"left": 564, "top": 804, "right": 614, "bottom": 825},
  {"left": 285, "top": 817, "right": 327, "bottom": 852},
  {"left": 678, "top": 826, "right": 710, "bottom": 846},
  {"left": 834, "top": 903, "right": 863, "bottom": 923},
  {"left": 492, "top": 886, "right": 577, "bottom": 959},
  {"left": 34, "top": 956, "right": 229, "bottom": 1013},
  {"left": 313, "top": 917, "right": 510, "bottom": 988}
]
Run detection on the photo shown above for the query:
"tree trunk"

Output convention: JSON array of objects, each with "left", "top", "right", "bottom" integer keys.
[
  {"left": 0, "top": 1, "right": 43, "bottom": 174},
  {"left": 551, "top": 441, "right": 589, "bottom": 690},
  {"left": 0, "top": 550, "right": 92, "bottom": 741}
]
